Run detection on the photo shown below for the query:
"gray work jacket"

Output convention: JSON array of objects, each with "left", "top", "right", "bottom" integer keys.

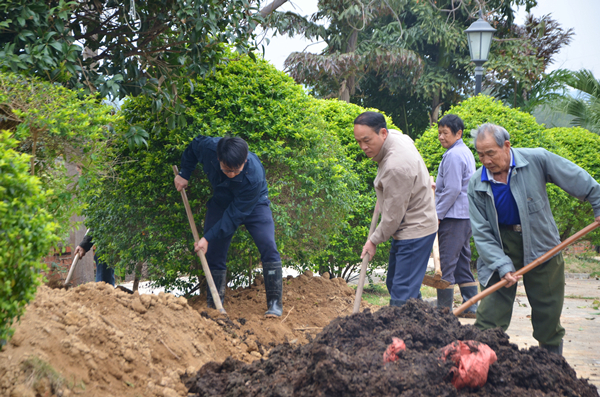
[{"left": 468, "top": 148, "right": 600, "bottom": 287}]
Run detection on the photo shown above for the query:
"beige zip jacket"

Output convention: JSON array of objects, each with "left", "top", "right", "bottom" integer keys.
[{"left": 370, "top": 130, "right": 438, "bottom": 245}]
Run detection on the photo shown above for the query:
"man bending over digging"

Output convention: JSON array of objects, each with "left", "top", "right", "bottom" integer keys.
[
  {"left": 174, "top": 135, "right": 283, "bottom": 317},
  {"left": 354, "top": 111, "right": 438, "bottom": 307}
]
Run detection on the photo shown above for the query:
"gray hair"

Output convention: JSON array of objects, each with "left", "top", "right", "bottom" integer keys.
[{"left": 471, "top": 123, "right": 510, "bottom": 148}]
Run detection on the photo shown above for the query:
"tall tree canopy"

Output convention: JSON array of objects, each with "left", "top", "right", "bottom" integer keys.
[
  {"left": 266, "top": 0, "right": 548, "bottom": 138},
  {"left": 486, "top": 13, "right": 574, "bottom": 111},
  {"left": 0, "top": 0, "right": 287, "bottom": 135}
]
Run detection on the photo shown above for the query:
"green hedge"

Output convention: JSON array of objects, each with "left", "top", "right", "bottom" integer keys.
[
  {"left": 416, "top": 95, "right": 545, "bottom": 174},
  {"left": 310, "top": 99, "right": 397, "bottom": 279},
  {"left": 543, "top": 127, "right": 600, "bottom": 244},
  {"left": 0, "top": 72, "right": 114, "bottom": 239},
  {"left": 0, "top": 131, "right": 58, "bottom": 347},
  {"left": 82, "top": 54, "right": 363, "bottom": 290}
]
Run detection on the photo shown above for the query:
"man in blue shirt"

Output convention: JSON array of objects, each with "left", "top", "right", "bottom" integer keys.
[
  {"left": 435, "top": 115, "right": 478, "bottom": 317},
  {"left": 468, "top": 123, "right": 600, "bottom": 355},
  {"left": 174, "top": 135, "right": 283, "bottom": 317}
]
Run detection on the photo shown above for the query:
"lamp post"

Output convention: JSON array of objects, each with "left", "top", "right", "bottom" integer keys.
[{"left": 465, "top": 12, "right": 496, "bottom": 95}]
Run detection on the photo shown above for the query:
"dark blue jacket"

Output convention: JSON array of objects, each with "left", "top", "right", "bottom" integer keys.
[{"left": 178, "top": 135, "right": 270, "bottom": 243}]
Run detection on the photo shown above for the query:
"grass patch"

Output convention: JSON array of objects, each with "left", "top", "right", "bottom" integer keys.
[
  {"left": 353, "top": 283, "right": 389, "bottom": 306},
  {"left": 420, "top": 285, "right": 437, "bottom": 299},
  {"left": 22, "top": 356, "right": 65, "bottom": 394},
  {"left": 350, "top": 283, "right": 438, "bottom": 306},
  {"left": 563, "top": 250, "right": 600, "bottom": 275},
  {"left": 565, "top": 295, "right": 600, "bottom": 300}
]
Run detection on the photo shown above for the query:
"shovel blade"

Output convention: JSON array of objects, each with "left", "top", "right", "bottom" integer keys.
[{"left": 422, "top": 274, "right": 451, "bottom": 289}]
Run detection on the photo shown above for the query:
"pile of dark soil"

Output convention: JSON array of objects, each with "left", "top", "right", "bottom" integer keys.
[{"left": 185, "top": 299, "right": 599, "bottom": 396}]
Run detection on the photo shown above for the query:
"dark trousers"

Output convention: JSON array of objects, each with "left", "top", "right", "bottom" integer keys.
[
  {"left": 386, "top": 232, "right": 437, "bottom": 301},
  {"left": 438, "top": 218, "right": 475, "bottom": 285},
  {"left": 94, "top": 253, "right": 115, "bottom": 286},
  {"left": 474, "top": 227, "right": 565, "bottom": 346},
  {"left": 204, "top": 202, "right": 281, "bottom": 271}
]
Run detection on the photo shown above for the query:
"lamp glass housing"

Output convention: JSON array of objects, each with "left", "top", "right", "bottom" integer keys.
[
  {"left": 465, "top": 18, "right": 496, "bottom": 62},
  {"left": 467, "top": 31, "right": 494, "bottom": 61}
]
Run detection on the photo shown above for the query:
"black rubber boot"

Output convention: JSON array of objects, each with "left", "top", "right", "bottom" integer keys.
[
  {"left": 437, "top": 286, "right": 455, "bottom": 310},
  {"left": 389, "top": 299, "right": 406, "bottom": 307},
  {"left": 206, "top": 270, "right": 227, "bottom": 309},
  {"left": 459, "top": 284, "right": 479, "bottom": 317},
  {"left": 263, "top": 262, "right": 283, "bottom": 317},
  {"left": 540, "top": 339, "right": 563, "bottom": 356}
]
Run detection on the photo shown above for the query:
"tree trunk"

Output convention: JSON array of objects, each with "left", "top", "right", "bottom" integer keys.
[
  {"left": 429, "top": 89, "right": 442, "bottom": 125},
  {"left": 132, "top": 261, "right": 144, "bottom": 292},
  {"left": 248, "top": 256, "right": 253, "bottom": 286},
  {"left": 339, "top": 29, "right": 358, "bottom": 103}
]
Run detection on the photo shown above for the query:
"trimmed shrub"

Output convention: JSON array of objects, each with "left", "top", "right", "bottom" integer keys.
[
  {"left": 416, "top": 95, "right": 545, "bottom": 174},
  {"left": 82, "top": 54, "right": 360, "bottom": 290},
  {"left": 0, "top": 131, "right": 58, "bottom": 347},
  {"left": 311, "top": 99, "right": 397, "bottom": 280},
  {"left": 543, "top": 127, "right": 600, "bottom": 244},
  {"left": 0, "top": 72, "right": 114, "bottom": 239}
]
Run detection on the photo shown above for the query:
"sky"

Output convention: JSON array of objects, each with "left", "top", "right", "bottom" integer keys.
[{"left": 260, "top": 0, "right": 600, "bottom": 75}]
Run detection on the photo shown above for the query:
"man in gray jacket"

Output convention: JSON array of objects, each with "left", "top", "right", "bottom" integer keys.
[
  {"left": 468, "top": 123, "right": 600, "bottom": 355},
  {"left": 354, "top": 111, "right": 438, "bottom": 307}
]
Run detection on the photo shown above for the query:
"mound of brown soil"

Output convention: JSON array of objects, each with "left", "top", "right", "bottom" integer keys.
[
  {"left": 189, "top": 272, "right": 362, "bottom": 349},
  {"left": 0, "top": 272, "right": 363, "bottom": 397},
  {"left": 185, "top": 300, "right": 599, "bottom": 397}
]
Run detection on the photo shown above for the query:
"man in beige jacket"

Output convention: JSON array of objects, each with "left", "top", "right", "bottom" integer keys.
[{"left": 354, "top": 111, "right": 438, "bottom": 306}]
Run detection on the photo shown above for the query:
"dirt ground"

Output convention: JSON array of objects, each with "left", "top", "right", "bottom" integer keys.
[
  {"left": 0, "top": 273, "right": 598, "bottom": 397},
  {"left": 0, "top": 272, "right": 365, "bottom": 397}
]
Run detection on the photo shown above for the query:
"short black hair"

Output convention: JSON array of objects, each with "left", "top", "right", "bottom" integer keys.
[
  {"left": 217, "top": 136, "right": 248, "bottom": 168},
  {"left": 354, "top": 111, "right": 386, "bottom": 134},
  {"left": 438, "top": 114, "right": 464, "bottom": 136}
]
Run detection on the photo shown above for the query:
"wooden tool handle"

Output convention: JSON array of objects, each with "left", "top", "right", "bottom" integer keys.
[
  {"left": 65, "top": 228, "right": 90, "bottom": 286},
  {"left": 173, "top": 166, "right": 226, "bottom": 314},
  {"left": 353, "top": 200, "right": 380, "bottom": 314},
  {"left": 430, "top": 176, "right": 442, "bottom": 277},
  {"left": 64, "top": 253, "right": 80, "bottom": 286},
  {"left": 453, "top": 221, "right": 600, "bottom": 316}
]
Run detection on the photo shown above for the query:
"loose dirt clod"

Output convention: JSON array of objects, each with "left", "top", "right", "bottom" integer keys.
[{"left": 184, "top": 300, "right": 599, "bottom": 397}]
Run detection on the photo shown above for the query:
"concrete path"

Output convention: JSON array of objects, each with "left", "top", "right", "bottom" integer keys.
[{"left": 459, "top": 277, "right": 600, "bottom": 389}]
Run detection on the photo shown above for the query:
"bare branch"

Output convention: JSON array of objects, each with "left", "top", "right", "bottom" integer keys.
[{"left": 260, "top": 0, "right": 289, "bottom": 18}]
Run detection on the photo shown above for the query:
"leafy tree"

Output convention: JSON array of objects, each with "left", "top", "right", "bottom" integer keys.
[
  {"left": 273, "top": 0, "right": 425, "bottom": 101},
  {"left": 0, "top": 0, "right": 289, "bottom": 140},
  {"left": 355, "top": 73, "right": 430, "bottom": 139},
  {"left": 0, "top": 72, "right": 115, "bottom": 238},
  {"left": 0, "top": 131, "right": 59, "bottom": 347},
  {"left": 269, "top": 0, "right": 539, "bottom": 139},
  {"left": 82, "top": 54, "right": 361, "bottom": 292},
  {"left": 486, "top": 13, "right": 574, "bottom": 112},
  {"left": 558, "top": 69, "right": 600, "bottom": 135}
]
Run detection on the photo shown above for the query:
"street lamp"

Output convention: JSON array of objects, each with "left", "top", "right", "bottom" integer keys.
[{"left": 465, "top": 12, "right": 496, "bottom": 95}]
